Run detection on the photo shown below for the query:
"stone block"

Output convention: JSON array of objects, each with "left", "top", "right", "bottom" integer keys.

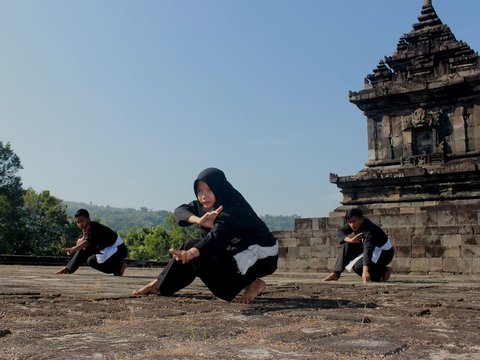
[
  {"left": 317, "top": 217, "right": 328, "bottom": 229},
  {"left": 462, "top": 235, "right": 480, "bottom": 245},
  {"left": 443, "top": 258, "right": 463, "bottom": 273},
  {"left": 295, "top": 218, "right": 312, "bottom": 230},
  {"left": 440, "top": 234, "right": 461, "bottom": 246},
  {"left": 284, "top": 258, "right": 308, "bottom": 270},
  {"left": 395, "top": 246, "right": 411, "bottom": 258},
  {"left": 411, "top": 246, "right": 426, "bottom": 258},
  {"left": 308, "top": 257, "right": 327, "bottom": 271},
  {"left": 311, "top": 218, "right": 319, "bottom": 231},
  {"left": 392, "top": 235, "right": 412, "bottom": 246},
  {"left": 443, "top": 246, "right": 461, "bottom": 258},
  {"left": 472, "top": 258, "right": 480, "bottom": 274},
  {"left": 310, "top": 237, "right": 328, "bottom": 246},
  {"left": 285, "top": 247, "right": 299, "bottom": 258},
  {"left": 425, "top": 246, "right": 445, "bottom": 258},
  {"left": 312, "top": 246, "right": 334, "bottom": 258},
  {"left": 391, "top": 257, "right": 411, "bottom": 273},
  {"left": 298, "top": 246, "right": 312, "bottom": 258},
  {"left": 397, "top": 214, "right": 416, "bottom": 227},
  {"left": 379, "top": 215, "right": 398, "bottom": 228},
  {"left": 400, "top": 207, "right": 416, "bottom": 214},
  {"left": 462, "top": 258, "right": 473, "bottom": 275},
  {"left": 429, "top": 258, "right": 443, "bottom": 272},
  {"left": 436, "top": 210, "right": 457, "bottom": 226},
  {"left": 297, "top": 237, "right": 311, "bottom": 247},
  {"left": 425, "top": 211, "right": 437, "bottom": 226},
  {"left": 430, "top": 225, "right": 462, "bottom": 235},
  {"left": 294, "top": 229, "right": 313, "bottom": 238},
  {"left": 457, "top": 208, "right": 478, "bottom": 225},
  {"left": 461, "top": 245, "right": 480, "bottom": 257},
  {"left": 415, "top": 212, "right": 427, "bottom": 227},
  {"left": 278, "top": 247, "right": 287, "bottom": 258},
  {"left": 411, "top": 258, "right": 430, "bottom": 272},
  {"left": 279, "top": 238, "right": 298, "bottom": 247},
  {"left": 459, "top": 226, "right": 474, "bottom": 235},
  {"left": 414, "top": 236, "right": 441, "bottom": 246}
]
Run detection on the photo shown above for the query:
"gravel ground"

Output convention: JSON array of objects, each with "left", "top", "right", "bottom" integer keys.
[{"left": 0, "top": 265, "right": 479, "bottom": 359}]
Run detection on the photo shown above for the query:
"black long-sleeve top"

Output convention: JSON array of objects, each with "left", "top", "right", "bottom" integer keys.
[
  {"left": 84, "top": 221, "right": 118, "bottom": 250},
  {"left": 336, "top": 218, "right": 388, "bottom": 266},
  {"left": 174, "top": 168, "right": 277, "bottom": 258}
]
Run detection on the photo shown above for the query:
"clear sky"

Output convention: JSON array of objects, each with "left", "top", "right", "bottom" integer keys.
[{"left": 1, "top": 0, "right": 479, "bottom": 217}]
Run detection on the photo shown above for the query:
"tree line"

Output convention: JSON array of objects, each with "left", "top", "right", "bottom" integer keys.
[{"left": 0, "top": 141, "right": 297, "bottom": 260}]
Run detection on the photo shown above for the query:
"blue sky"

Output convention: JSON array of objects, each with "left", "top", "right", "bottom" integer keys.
[{"left": 1, "top": 0, "right": 479, "bottom": 217}]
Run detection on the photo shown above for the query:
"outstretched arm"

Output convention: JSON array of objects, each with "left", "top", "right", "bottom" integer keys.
[
  {"left": 64, "top": 239, "right": 89, "bottom": 255},
  {"left": 187, "top": 206, "right": 223, "bottom": 229}
]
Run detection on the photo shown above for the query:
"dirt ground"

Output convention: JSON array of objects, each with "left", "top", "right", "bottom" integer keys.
[{"left": 0, "top": 265, "right": 479, "bottom": 360}]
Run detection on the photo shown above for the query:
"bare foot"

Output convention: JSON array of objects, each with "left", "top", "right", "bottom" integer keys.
[
  {"left": 132, "top": 279, "right": 161, "bottom": 296},
  {"left": 54, "top": 267, "right": 71, "bottom": 275},
  {"left": 383, "top": 267, "right": 393, "bottom": 281},
  {"left": 236, "top": 279, "right": 266, "bottom": 303},
  {"left": 323, "top": 272, "right": 339, "bottom": 281},
  {"left": 115, "top": 262, "right": 127, "bottom": 276}
]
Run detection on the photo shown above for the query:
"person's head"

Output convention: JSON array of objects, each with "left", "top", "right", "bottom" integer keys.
[
  {"left": 193, "top": 168, "right": 230, "bottom": 209},
  {"left": 196, "top": 180, "right": 216, "bottom": 209},
  {"left": 345, "top": 208, "right": 364, "bottom": 232},
  {"left": 74, "top": 209, "right": 91, "bottom": 230}
]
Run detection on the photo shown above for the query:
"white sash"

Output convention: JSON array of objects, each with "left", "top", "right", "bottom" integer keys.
[
  {"left": 96, "top": 235, "right": 124, "bottom": 264},
  {"left": 233, "top": 241, "right": 278, "bottom": 275}
]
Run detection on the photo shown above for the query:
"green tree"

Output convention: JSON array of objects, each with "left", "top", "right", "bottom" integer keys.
[
  {"left": 22, "top": 189, "right": 75, "bottom": 255},
  {"left": 0, "top": 142, "right": 25, "bottom": 253}
]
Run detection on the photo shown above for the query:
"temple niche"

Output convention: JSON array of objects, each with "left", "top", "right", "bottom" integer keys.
[{"left": 275, "top": 0, "right": 480, "bottom": 275}]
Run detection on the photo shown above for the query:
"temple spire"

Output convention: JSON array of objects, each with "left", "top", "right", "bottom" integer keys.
[{"left": 413, "top": 0, "right": 441, "bottom": 30}]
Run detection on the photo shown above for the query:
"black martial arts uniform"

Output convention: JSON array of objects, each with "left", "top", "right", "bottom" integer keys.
[
  {"left": 156, "top": 167, "right": 278, "bottom": 301},
  {"left": 66, "top": 221, "right": 128, "bottom": 275},
  {"left": 333, "top": 218, "right": 394, "bottom": 281}
]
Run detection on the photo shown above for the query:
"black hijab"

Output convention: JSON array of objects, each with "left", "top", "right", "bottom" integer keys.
[{"left": 194, "top": 168, "right": 249, "bottom": 210}]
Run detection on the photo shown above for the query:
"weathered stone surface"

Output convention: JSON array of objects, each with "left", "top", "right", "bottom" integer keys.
[{"left": 4, "top": 266, "right": 480, "bottom": 359}]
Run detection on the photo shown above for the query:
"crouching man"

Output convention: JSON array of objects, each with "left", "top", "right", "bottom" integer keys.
[
  {"left": 323, "top": 208, "right": 394, "bottom": 283},
  {"left": 55, "top": 209, "right": 128, "bottom": 276}
]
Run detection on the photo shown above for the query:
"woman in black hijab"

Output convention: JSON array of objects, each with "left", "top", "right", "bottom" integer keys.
[{"left": 132, "top": 168, "right": 278, "bottom": 303}]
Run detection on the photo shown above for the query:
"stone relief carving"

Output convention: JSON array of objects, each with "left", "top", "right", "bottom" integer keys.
[{"left": 402, "top": 108, "right": 444, "bottom": 130}]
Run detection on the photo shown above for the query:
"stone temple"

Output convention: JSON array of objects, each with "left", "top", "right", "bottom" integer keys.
[{"left": 276, "top": 0, "right": 480, "bottom": 274}]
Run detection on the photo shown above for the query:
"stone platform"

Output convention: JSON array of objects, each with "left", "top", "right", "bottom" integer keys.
[{"left": 0, "top": 265, "right": 479, "bottom": 359}]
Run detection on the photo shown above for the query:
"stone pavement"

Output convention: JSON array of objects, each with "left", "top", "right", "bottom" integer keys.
[{"left": 0, "top": 265, "right": 479, "bottom": 359}]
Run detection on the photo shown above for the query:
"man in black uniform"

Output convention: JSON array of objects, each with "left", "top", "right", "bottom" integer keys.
[
  {"left": 55, "top": 209, "right": 128, "bottom": 276},
  {"left": 323, "top": 208, "right": 394, "bottom": 283}
]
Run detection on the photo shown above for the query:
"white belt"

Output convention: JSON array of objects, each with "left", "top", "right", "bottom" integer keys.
[
  {"left": 233, "top": 240, "right": 278, "bottom": 275},
  {"left": 96, "top": 236, "right": 123, "bottom": 264}
]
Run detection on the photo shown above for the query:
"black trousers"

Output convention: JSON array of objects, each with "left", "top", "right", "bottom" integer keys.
[
  {"left": 66, "top": 243, "right": 128, "bottom": 275},
  {"left": 156, "top": 239, "right": 278, "bottom": 302},
  {"left": 333, "top": 242, "right": 394, "bottom": 282}
]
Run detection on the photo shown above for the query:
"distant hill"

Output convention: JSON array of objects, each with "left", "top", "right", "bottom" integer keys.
[
  {"left": 63, "top": 201, "right": 170, "bottom": 232},
  {"left": 63, "top": 201, "right": 298, "bottom": 232}
]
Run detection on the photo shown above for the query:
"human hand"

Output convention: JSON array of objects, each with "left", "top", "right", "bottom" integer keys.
[
  {"left": 198, "top": 205, "right": 223, "bottom": 228},
  {"left": 64, "top": 247, "right": 75, "bottom": 256},
  {"left": 362, "top": 266, "right": 370, "bottom": 283},
  {"left": 169, "top": 247, "right": 200, "bottom": 263},
  {"left": 347, "top": 233, "right": 363, "bottom": 243}
]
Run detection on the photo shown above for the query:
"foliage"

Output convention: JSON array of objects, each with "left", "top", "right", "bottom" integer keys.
[
  {"left": 23, "top": 189, "right": 77, "bottom": 255},
  {"left": 0, "top": 142, "right": 25, "bottom": 253},
  {"left": 63, "top": 201, "right": 169, "bottom": 231},
  {"left": 120, "top": 213, "right": 201, "bottom": 260}
]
